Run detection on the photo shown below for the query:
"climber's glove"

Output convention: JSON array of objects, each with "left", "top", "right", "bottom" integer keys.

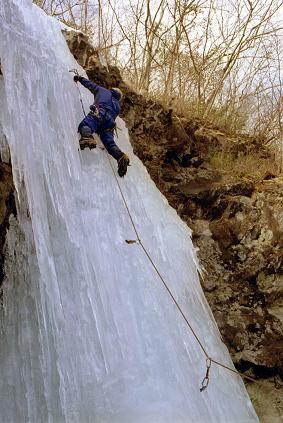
[{"left": 74, "top": 75, "right": 83, "bottom": 83}]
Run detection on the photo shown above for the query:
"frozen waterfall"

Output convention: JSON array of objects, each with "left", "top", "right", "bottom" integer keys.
[{"left": 0, "top": 1, "right": 259, "bottom": 422}]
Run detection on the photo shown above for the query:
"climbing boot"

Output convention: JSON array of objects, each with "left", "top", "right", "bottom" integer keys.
[
  {"left": 79, "top": 136, "right": 97, "bottom": 150},
  {"left": 117, "top": 153, "right": 130, "bottom": 177}
]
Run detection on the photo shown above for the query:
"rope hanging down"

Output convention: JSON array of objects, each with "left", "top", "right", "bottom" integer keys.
[
  {"left": 105, "top": 150, "right": 256, "bottom": 391},
  {"left": 76, "top": 83, "right": 86, "bottom": 117},
  {"left": 69, "top": 69, "right": 86, "bottom": 117},
  {"left": 73, "top": 84, "right": 256, "bottom": 390}
]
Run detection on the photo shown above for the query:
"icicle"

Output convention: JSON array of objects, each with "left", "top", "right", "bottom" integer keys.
[{"left": 0, "top": 1, "right": 259, "bottom": 422}]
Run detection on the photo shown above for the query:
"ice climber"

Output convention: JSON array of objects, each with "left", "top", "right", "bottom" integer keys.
[{"left": 74, "top": 74, "right": 130, "bottom": 177}]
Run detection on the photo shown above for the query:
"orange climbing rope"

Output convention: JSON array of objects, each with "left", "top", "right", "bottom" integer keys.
[{"left": 104, "top": 148, "right": 256, "bottom": 391}]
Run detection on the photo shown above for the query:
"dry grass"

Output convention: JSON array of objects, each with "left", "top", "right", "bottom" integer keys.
[{"left": 210, "top": 150, "right": 279, "bottom": 181}]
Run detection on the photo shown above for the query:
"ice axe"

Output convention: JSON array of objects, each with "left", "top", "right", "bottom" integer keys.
[{"left": 69, "top": 68, "right": 79, "bottom": 77}]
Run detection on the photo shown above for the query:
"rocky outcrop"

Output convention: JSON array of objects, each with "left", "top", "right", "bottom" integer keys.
[
  {"left": 0, "top": 117, "right": 16, "bottom": 292},
  {"left": 194, "top": 178, "right": 283, "bottom": 372},
  {"left": 0, "top": 160, "right": 16, "bottom": 290},
  {"left": 64, "top": 29, "right": 283, "bottom": 421}
]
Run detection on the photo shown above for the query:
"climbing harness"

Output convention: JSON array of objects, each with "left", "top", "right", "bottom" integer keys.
[
  {"left": 104, "top": 147, "right": 256, "bottom": 392},
  {"left": 88, "top": 103, "right": 118, "bottom": 138},
  {"left": 89, "top": 104, "right": 101, "bottom": 118}
]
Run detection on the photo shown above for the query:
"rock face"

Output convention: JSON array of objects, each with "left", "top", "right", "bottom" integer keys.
[
  {"left": 64, "top": 29, "right": 283, "bottom": 421},
  {"left": 197, "top": 178, "right": 283, "bottom": 370},
  {"left": 0, "top": 160, "right": 15, "bottom": 290}
]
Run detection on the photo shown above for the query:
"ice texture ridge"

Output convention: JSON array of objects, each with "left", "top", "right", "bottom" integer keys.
[{"left": 0, "top": 1, "right": 259, "bottom": 422}]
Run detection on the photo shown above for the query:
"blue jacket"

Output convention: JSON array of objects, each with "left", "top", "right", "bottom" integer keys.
[{"left": 79, "top": 77, "right": 121, "bottom": 119}]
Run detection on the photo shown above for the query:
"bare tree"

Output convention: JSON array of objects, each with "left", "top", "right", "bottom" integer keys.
[
  {"left": 33, "top": 0, "right": 97, "bottom": 35},
  {"left": 35, "top": 0, "right": 283, "bottom": 146}
]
